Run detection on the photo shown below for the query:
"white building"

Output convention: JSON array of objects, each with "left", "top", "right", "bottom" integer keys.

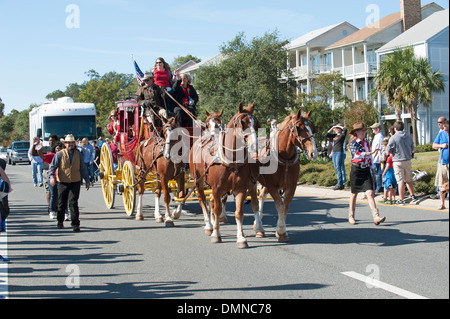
[
  {"left": 377, "top": 9, "right": 449, "bottom": 144},
  {"left": 285, "top": 22, "right": 359, "bottom": 95},
  {"left": 325, "top": 2, "right": 443, "bottom": 104}
]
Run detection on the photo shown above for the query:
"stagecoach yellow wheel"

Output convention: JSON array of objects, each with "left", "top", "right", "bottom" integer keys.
[
  {"left": 122, "top": 161, "right": 136, "bottom": 216},
  {"left": 100, "top": 142, "right": 116, "bottom": 209}
]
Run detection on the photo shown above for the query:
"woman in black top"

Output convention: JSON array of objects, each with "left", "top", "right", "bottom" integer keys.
[
  {"left": 327, "top": 123, "right": 347, "bottom": 190},
  {"left": 173, "top": 72, "right": 199, "bottom": 127}
]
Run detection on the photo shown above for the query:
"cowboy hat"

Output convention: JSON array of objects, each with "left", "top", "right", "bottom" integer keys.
[
  {"left": 63, "top": 134, "right": 76, "bottom": 143},
  {"left": 333, "top": 123, "right": 345, "bottom": 130},
  {"left": 142, "top": 72, "right": 154, "bottom": 81},
  {"left": 350, "top": 122, "right": 367, "bottom": 135},
  {"left": 108, "top": 110, "right": 118, "bottom": 121}
]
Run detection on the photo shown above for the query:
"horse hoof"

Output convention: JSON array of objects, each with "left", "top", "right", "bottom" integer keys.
[
  {"left": 237, "top": 241, "right": 249, "bottom": 249},
  {"left": 256, "top": 231, "right": 265, "bottom": 238},
  {"left": 276, "top": 232, "right": 289, "bottom": 242},
  {"left": 155, "top": 217, "right": 164, "bottom": 223},
  {"left": 205, "top": 229, "right": 213, "bottom": 236},
  {"left": 211, "top": 236, "right": 222, "bottom": 244},
  {"left": 135, "top": 215, "right": 144, "bottom": 221},
  {"left": 165, "top": 220, "right": 175, "bottom": 227}
]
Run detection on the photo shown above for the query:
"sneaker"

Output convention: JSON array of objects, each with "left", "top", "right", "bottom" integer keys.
[
  {"left": 0, "top": 255, "right": 10, "bottom": 263},
  {"left": 410, "top": 195, "right": 419, "bottom": 204},
  {"left": 57, "top": 222, "right": 64, "bottom": 229},
  {"left": 49, "top": 211, "right": 57, "bottom": 219},
  {"left": 64, "top": 213, "right": 70, "bottom": 221},
  {"left": 38, "top": 183, "right": 43, "bottom": 187},
  {"left": 380, "top": 198, "right": 388, "bottom": 204},
  {"left": 72, "top": 225, "right": 81, "bottom": 232},
  {"left": 34, "top": 184, "right": 38, "bottom": 187},
  {"left": 395, "top": 199, "right": 405, "bottom": 206}
]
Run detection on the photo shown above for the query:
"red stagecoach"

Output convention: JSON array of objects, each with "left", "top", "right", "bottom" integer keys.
[{"left": 99, "top": 97, "right": 204, "bottom": 216}]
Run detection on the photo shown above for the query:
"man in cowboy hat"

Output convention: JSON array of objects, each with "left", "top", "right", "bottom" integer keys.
[
  {"left": 48, "top": 134, "right": 90, "bottom": 231},
  {"left": 136, "top": 72, "right": 167, "bottom": 127}
]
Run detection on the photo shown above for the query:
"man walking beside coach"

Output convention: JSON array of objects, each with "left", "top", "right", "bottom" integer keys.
[{"left": 48, "top": 134, "right": 90, "bottom": 232}]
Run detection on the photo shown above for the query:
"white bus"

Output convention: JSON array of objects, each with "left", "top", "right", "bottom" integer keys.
[{"left": 29, "top": 97, "right": 98, "bottom": 146}]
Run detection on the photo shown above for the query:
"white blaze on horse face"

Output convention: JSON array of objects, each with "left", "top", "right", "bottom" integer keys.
[
  {"left": 209, "top": 119, "right": 223, "bottom": 136},
  {"left": 305, "top": 123, "right": 318, "bottom": 160},
  {"left": 209, "top": 119, "right": 217, "bottom": 136},
  {"left": 164, "top": 127, "right": 173, "bottom": 160},
  {"left": 248, "top": 116, "right": 259, "bottom": 156}
]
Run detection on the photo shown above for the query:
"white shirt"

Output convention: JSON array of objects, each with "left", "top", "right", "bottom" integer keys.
[{"left": 372, "top": 132, "right": 384, "bottom": 164}]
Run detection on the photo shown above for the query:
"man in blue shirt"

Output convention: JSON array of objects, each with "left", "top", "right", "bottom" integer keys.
[{"left": 433, "top": 120, "right": 449, "bottom": 210}]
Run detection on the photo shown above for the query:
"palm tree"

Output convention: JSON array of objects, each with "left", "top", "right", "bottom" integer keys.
[
  {"left": 374, "top": 49, "right": 405, "bottom": 121},
  {"left": 375, "top": 47, "right": 445, "bottom": 145}
]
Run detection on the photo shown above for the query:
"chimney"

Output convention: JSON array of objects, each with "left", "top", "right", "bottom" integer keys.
[{"left": 400, "top": 0, "right": 422, "bottom": 31}]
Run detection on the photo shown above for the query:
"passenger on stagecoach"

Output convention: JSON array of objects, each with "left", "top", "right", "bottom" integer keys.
[
  {"left": 173, "top": 71, "right": 198, "bottom": 128},
  {"left": 151, "top": 57, "right": 175, "bottom": 114},
  {"left": 136, "top": 72, "right": 167, "bottom": 128},
  {"left": 107, "top": 110, "right": 120, "bottom": 143}
]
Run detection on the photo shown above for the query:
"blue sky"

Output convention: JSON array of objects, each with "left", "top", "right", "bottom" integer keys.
[{"left": 0, "top": 0, "right": 448, "bottom": 114}]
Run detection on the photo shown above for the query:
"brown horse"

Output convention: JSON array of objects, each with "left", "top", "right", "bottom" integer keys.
[
  {"left": 135, "top": 116, "right": 186, "bottom": 226},
  {"left": 255, "top": 109, "right": 318, "bottom": 241},
  {"left": 190, "top": 103, "right": 260, "bottom": 248}
]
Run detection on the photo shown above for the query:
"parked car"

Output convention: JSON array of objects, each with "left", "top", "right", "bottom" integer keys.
[
  {"left": 7, "top": 141, "right": 31, "bottom": 165},
  {"left": 0, "top": 147, "right": 7, "bottom": 161}
]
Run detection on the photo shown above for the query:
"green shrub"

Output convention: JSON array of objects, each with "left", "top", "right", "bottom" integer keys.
[{"left": 415, "top": 143, "right": 434, "bottom": 153}]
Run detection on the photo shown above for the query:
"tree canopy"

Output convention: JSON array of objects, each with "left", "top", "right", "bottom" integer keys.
[{"left": 194, "top": 31, "right": 297, "bottom": 127}]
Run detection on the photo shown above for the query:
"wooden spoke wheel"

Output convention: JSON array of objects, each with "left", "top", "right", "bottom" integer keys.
[
  {"left": 100, "top": 142, "right": 116, "bottom": 209},
  {"left": 122, "top": 161, "right": 136, "bottom": 216}
]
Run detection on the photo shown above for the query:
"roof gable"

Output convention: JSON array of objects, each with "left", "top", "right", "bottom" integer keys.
[{"left": 378, "top": 9, "right": 449, "bottom": 53}]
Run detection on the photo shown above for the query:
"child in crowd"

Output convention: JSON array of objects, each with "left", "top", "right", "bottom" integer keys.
[{"left": 381, "top": 139, "right": 397, "bottom": 204}]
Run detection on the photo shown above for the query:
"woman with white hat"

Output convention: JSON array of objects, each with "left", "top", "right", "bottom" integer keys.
[{"left": 327, "top": 123, "right": 347, "bottom": 190}]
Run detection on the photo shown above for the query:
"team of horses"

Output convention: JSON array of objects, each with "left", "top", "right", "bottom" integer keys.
[{"left": 135, "top": 102, "right": 318, "bottom": 248}]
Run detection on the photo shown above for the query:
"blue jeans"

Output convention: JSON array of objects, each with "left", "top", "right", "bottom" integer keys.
[
  {"left": 85, "top": 163, "right": 94, "bottom": 183},
  {"left": 32, "top": 161, "right": 43, "bottom": 185},
  {"left": 332, "top": 152, "right": 347, "bottom": 186},
  {"left": 374, "top": 163, "right": 383, "bottom": 192}
]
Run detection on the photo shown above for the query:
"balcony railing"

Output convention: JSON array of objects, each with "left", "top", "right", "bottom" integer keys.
[{"left": 290, "top": 62, "right": 377, "bottom": 78}]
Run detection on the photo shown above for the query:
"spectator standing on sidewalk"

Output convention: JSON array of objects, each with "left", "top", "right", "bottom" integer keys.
[
  {"left": 387, "top": 120, "right": 418, "bottom": 206},
  {"left": 327, "top": 123, "right": 347, "bottom": 190},
  {"left": 431, "top": 116, "right": 447, "bottom": 199},
  {"left": 370, "top": 123, "right": 384, "bottom": 193},
  {"left": 433, "top": 120, "right": 449, "bottom": 210}
]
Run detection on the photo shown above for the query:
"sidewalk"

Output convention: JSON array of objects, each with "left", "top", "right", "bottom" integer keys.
[{"left": 295, "top": 184, "right": 449, "bottom": 212}]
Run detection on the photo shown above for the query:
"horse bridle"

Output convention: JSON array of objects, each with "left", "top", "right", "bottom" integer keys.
[
  {"left": 287, "top": 118, "right": 314, "bottom": 152},
  {"left": 230, "top": 113, "right": 258, "bottom": 143}
]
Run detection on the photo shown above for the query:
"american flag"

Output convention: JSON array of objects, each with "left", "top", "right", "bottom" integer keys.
[{"left": 133, "top": 58, "right": 144, "bottom": 84}]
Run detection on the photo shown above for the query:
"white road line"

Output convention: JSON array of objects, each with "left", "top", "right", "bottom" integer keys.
[
  {"left": 0, "top": 226, "right": 8, "bottom": 299},
  {"left": 341, "top": 271, "right": 428, "bottom": 299}
]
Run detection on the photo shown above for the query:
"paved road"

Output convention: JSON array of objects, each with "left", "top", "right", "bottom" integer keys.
[{"left": 1, "top": 163, "right": 448, "bottom": 300}]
